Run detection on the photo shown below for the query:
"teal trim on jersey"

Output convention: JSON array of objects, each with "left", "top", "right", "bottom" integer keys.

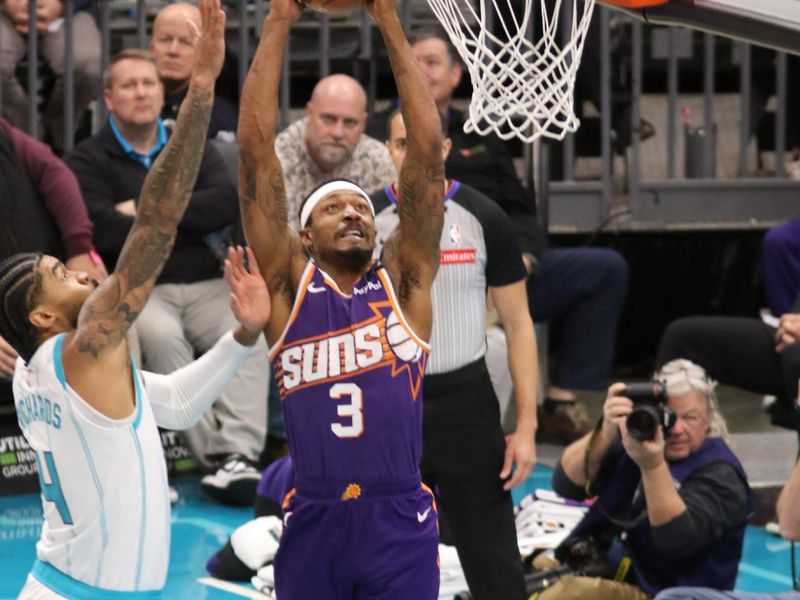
[
  {"left": 31, "top": 560, "right": 162, "bottom": 599},
  {"left": 52, "top": 334, "right": 68, "bottom": 389},
  {"left": 132, "top": 364, "right": 144, "bottom": 430},
  {"left": 131, "top": 427, "right": 147, "bottom": 589}
]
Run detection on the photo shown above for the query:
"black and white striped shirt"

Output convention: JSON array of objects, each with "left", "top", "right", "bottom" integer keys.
[{"left": 372, "top": 180, "right": 526, "bottom": 374}]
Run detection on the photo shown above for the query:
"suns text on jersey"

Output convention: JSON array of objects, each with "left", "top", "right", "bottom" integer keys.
[
  {"left": 16, "top": 394, "right": 62, "bottom": 430},
  {"left": 280, "top": 322, "right": 384, "bottom": 390}
]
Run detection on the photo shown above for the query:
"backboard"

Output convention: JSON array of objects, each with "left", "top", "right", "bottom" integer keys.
[{"left": 601, "top": 0, "right": 800, "bottom": 55}]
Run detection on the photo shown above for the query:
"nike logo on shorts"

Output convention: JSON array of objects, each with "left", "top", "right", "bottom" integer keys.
[
  {"left": 308, "top": 282, "right": 326, "bottom": 294},
  {"left": 417, "top": 508, "right": 431, "bottom": 523}
]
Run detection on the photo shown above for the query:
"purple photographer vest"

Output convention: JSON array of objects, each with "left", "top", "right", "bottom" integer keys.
[{"left": 569, "top": 437, "right": 753, "bottom": 595}]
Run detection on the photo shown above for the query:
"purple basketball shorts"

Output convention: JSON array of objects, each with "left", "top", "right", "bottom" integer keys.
[{"left": 274, "top": 478, "right": 440, "bottom": 599}]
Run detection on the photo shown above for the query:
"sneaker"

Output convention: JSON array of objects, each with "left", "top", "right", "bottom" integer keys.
[
  {"left": 537, "top": 401, "right": 592, "bottom": 445},
  {"left": 201, "top": 453, "right": 261, "bottom": 506},
  {"left": 765, "top": 521, "right": 781, "bottom": 536}
]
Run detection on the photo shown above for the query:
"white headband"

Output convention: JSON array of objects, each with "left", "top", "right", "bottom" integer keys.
[{"left": 299, "top": 180, "right": 375, "bottom": 228}]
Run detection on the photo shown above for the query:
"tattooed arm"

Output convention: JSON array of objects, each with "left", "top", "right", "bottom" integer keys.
[
  {"left": 62, "top": 0, "right": 226, "bottom": 417},
  {"left": 369, "top": 0, "right": 443, "bottom": 341},
  {"left": 238, "top": 0, "right": 305, "bottom": 345}
]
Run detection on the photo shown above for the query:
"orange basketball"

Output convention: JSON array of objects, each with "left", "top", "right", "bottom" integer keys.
[{"left": 300, "top": 0, "right": 366, "bottom": 15}]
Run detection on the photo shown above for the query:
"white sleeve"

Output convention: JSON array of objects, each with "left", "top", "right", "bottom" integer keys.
[{"left": 141, "top": 330, "right": 263, "bottom": 431}]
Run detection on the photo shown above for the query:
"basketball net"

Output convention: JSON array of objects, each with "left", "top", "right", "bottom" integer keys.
[{"left": 426, "top": 0, "right": 597, "bottom": 142}]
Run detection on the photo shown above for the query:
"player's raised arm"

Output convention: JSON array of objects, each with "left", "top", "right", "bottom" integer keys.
[
  {"left": 68, "top": 0, "right": 225, "bottom": 361},
  {"left": 368, "top": 0, "right": 444, "bottom": 338},
  {"left": 238, "top": 0, "right": 305, "bottom": 341}
]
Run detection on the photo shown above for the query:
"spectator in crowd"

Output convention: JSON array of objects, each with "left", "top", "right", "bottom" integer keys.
[
  {"left": 372, "top": 108, "right": 537, "bottom": 599},
  {"left": 66, "top": 48, "right": 268, "bottom": 506},
  {"left": 657, "top": 310, "right": 800, "bottom": 430},
  {"left": 655, "top": 446, "right": 800, "bottom": 600},
  {"left": 544, "top": 359, "right": 753, "bottom": 600},
  {"left": 0, "top": 114, "right": 106, "bottom": 403},
  {"left": 275, "top": 73, "right": 396, "bottom": 229},
  {"left": 150, "top": 2, "right": 237, "bottom": 142},
  {"left": 0, "top": 0, "right": 100, "bottom": 151},
  {"left": 368, "top": 26, "right": 629, "bottom": 444},
  {"left": 658, "top": 214, "right": 800, "bottom": 431},
  {"left": 762, "top": 217, "right": 800, "bottom": 318}
]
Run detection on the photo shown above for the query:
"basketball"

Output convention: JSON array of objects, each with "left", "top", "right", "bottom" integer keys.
[
  {"left": 300, "top": 0, "right": 366, "bottom": 15},
  {"left": 386, "top": 311, "right": 424, "bottom": 363}
]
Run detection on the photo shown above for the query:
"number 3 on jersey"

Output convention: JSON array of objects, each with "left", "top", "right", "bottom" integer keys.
[
  {"left": 330, "top": 383, "right": 364, "bottom": 438},
  {"left": 35, "top": 450, "right": 73, "bottom": 524}
]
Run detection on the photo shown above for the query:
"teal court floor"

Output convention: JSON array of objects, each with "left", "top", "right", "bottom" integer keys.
[{"left": 0, "top": 466, "right": 794, "bottom": 599}]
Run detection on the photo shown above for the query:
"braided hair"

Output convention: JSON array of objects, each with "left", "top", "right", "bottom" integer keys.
[{"left": 0, "top": 252, "right": 44, "bottom": 364}]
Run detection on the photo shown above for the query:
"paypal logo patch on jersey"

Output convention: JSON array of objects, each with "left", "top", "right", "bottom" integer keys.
[{"left": 352, "top": 280, "right": 383, "bottom": 295}]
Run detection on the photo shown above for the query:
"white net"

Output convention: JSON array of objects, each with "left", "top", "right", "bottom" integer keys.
[{"left": 425, "top": 0, "right": 597, "bottom": 142}]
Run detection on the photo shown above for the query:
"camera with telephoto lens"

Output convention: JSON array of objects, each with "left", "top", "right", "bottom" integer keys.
[{"left": 623, "top": 381, "right": 676, "bottom": 442}]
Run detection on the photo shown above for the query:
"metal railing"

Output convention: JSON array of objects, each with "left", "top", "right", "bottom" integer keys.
[{"left": 1, "top": 1, "right": 795, "bottom": 232}]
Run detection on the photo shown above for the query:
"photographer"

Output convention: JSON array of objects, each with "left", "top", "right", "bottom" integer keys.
[
  {"left": 654, "top": 452, "right": 800, "bottom": 600},
  {"left": 542, "top": 359, "right": 754, "bottom": 599}
]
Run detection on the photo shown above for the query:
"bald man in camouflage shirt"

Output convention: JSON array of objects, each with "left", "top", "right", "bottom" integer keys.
[{"left": 275, "top": 74, "right": 396, "bottom": 229}]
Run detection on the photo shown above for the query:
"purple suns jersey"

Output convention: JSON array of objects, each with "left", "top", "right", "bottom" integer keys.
[{"left": 269, "top": 260, "right": 430, "bottom": 484}]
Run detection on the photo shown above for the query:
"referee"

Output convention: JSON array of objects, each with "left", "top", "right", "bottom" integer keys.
[{"left": 372, "top": 109, "right": 538, "bottom": 600}]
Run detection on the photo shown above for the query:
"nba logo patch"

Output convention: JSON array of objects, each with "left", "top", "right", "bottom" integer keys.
[
  {"left": 449, "top": 224, "right": 462, "bottom": 248},
  {"left": 23, "top": 366, "right": 34, "bottom": 388}
]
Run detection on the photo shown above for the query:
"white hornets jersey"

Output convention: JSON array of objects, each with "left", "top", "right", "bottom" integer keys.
[{"left": 13, "top": 333, "right": 170, "bottom": 594}]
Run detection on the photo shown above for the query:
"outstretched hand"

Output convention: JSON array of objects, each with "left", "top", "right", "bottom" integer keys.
[
  {"left": 225, "top": 247, "right": 271, "bottom": 344},
  {"left": 190, "top": 0, "right": 227, "bottom": 88}
]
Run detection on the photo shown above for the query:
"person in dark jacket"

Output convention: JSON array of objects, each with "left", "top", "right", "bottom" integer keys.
[
  {"left": 656, "top": 442, "right": 800, "bottom": 600},
  {"left": 66, "top": 49, "right": 268, "bottom": 506},
  {"left": 545, "top": 359, "right": 753, "bottom": 600},
  {"left": 0, "top": 115, "right": 106, "bottom": 402}
]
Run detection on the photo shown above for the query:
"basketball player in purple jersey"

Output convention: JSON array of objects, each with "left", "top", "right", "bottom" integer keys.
[{"left": 237, "top": 0, "right": 444, "bottom": 596}]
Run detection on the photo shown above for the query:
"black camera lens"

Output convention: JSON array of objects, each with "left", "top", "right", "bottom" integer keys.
[
  {"left": 626, "top": 405, "right": 660, "bottom": 441},
  {"left": 622, "top": 381, "right": 669, "bottom": 442}
]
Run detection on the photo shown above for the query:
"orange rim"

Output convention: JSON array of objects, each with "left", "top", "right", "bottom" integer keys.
[{"left": 600, "top": 0, "right": 669, "bottom": 7}]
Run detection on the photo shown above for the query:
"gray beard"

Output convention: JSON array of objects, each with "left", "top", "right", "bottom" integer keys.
[{"left": 317, "top": 145, "right": 351, "bottom": 169}]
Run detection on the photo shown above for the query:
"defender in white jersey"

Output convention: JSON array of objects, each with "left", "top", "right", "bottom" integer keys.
[{"left": 0, "top": 3, "right": 270, "bottom": 598}]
